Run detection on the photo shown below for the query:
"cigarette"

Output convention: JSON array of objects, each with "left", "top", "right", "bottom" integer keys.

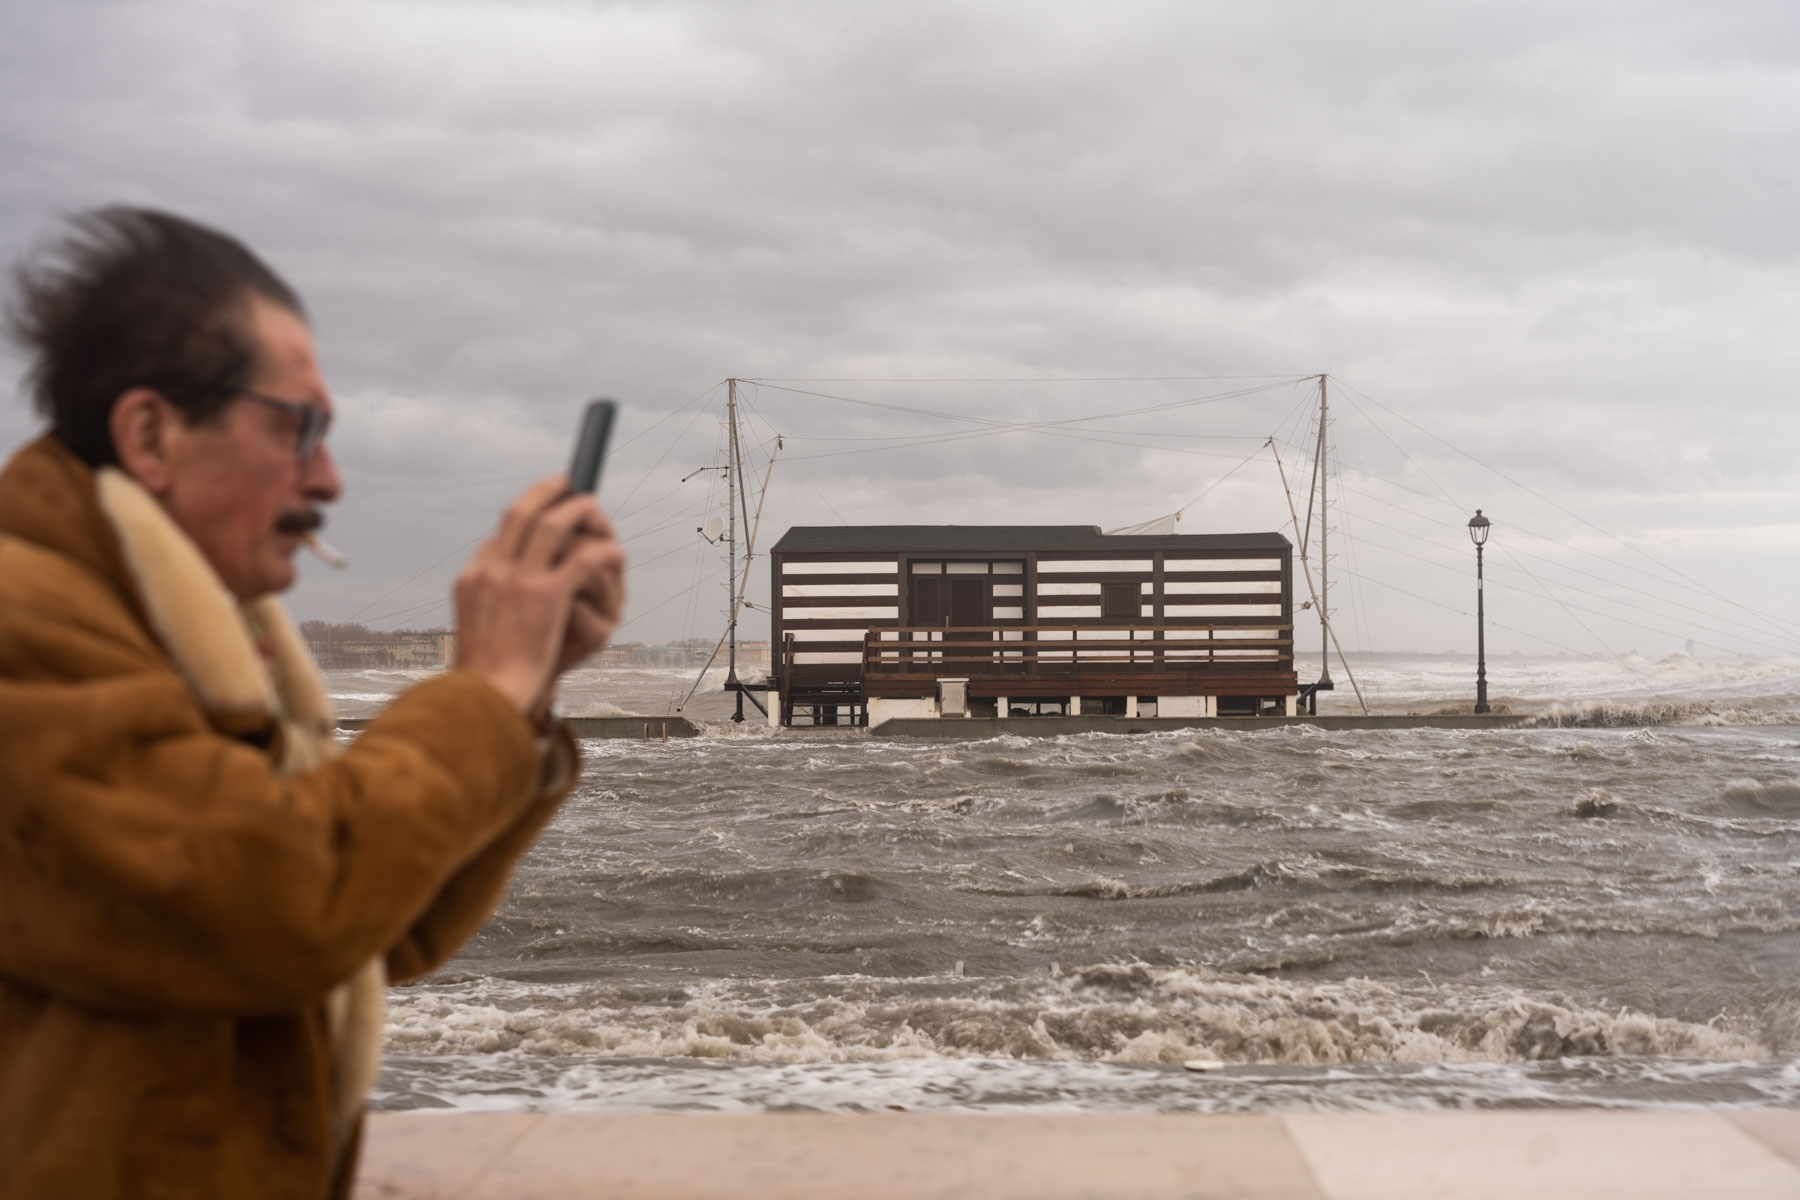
[{"left": 304, "top": 533, "right": 348, "bottom": 569}]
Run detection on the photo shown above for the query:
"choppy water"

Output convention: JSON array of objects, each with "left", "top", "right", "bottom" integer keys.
[{"left": 332, "top": 653, "right": 1800, "bottom": 1112}]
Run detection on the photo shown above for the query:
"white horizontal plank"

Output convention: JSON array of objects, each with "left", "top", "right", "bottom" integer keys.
[
  {"left": 784, "top": 560, "right": 897, "bottom": 575},
  {"left": 1038, "top": 582, "right": 1101, "bottom": 596},
  {"left": 782, "top": 583, "right": 899, "bottom": 598},
  {"left": 1038, "top": 559, "right": 1154, "bottom": 573},
  {"left": 1164, "top": 580, "right": 1281, "bottom": 595},
  {"left": 1163, "top": 557, "right": 1280, "bottom": 572}
]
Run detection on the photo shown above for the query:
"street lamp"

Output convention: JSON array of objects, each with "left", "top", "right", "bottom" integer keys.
[{"left": 1467, "top": 510, "right": 1491, "bottom": 714}]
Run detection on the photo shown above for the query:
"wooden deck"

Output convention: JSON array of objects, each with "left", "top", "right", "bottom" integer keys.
[{"left": 779, "top": 623, "right": 1300, "bottom": 724}]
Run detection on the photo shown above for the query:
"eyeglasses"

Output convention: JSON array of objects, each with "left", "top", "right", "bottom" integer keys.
[{"left": 238, "top": 390, "right": 332, "bottom": 462}]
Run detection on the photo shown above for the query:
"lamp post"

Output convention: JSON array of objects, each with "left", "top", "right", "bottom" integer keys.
[{"left": 1468, "top": 510, "right": 1491, "bottom": 714}]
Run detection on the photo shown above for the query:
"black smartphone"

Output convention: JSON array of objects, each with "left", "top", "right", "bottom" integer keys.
[{"left": 568, "top": 398, "right": 617, "bottom": 494}]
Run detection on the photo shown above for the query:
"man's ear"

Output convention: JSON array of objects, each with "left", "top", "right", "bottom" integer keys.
[{"left": 109, "top": 387, "right": 180, "bottom": 494}]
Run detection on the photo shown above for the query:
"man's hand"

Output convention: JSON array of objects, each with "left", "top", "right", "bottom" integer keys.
[
  {"left": 555, "top": 505, "right": 626, "bottom": 676},
  {"left": 451, "top": 476, "right": 626, "bottom": 718}
]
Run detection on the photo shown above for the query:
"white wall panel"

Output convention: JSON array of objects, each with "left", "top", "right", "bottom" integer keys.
[
  {"left": 1038, "top": 582, "right": 1102, "bottom": 596},
  {"left": 1038, "top": 604, "right": 1101, "bottom": 618},
  {"left": 785, "top": 560, "right": 897, "bottom": 575},
  {"left": 993, "top": 606, "right": 1024, "bottom": 619},
  {"left": 799, "top": 606, "right": 900, "bottom": 621},
  {"left": 1163, "top": 557, "right": 1280, "bottom": 572},
  {"left": 782, "top": 583, "right": 900, "bottom": 598},
  {"left": 1165, "top": 603, "right": 1283, "bottom": 617},
  {"left": 1038, "top": 559, "right": 1154, "bottom": 573},
  {"left": 1164, "top": 580, "right": 1281, "bottom": 595}
]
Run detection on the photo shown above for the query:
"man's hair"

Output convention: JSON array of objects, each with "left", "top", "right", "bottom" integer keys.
[{"left": 6, "top": 206, "right": 305, "bottom": 466}]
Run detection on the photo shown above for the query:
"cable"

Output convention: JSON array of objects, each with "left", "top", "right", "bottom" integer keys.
[
  {"left": 1332, "top": 376, "right": 1800, "bottom": 640},
  {"left": 340, "top": 524, "right": 494, "bottom": 623}
]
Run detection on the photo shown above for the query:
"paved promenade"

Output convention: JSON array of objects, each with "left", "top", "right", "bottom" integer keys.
[{"left": 360, "top": 1110, "right": 1800, "bottom": 1198}]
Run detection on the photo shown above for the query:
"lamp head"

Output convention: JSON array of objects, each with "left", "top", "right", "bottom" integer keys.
[{"left": 1468, "top": 509, "right": 1491, "bottom": 547}]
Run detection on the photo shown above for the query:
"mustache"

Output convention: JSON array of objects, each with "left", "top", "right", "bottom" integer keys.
[{"left": 274, "top": 509, "right": 325, "bottom": 536}]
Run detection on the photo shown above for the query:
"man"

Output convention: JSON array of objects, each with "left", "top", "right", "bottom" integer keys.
[{"left": 0, "top": 208, "right": 625, "bottom": 1199}]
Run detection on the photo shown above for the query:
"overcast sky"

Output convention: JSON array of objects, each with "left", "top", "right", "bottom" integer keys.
[{"left": 4, "top": 0, "right": 1798, "bottom": 666}]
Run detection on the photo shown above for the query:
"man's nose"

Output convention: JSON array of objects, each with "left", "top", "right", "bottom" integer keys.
[{"left": 303, "top": 441, "right": 343, "bottom": 504}]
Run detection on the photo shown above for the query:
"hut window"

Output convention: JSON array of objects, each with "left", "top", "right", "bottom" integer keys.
[{"left": 1103, "top": 582, "right": 1139, "bottom": 621}]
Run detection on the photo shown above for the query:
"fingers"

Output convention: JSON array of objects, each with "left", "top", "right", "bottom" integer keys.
[
  {"left": 521, "top": 492, "right": 605, "bottom": 570},
  {"left": 487, "top": 475, "right": 571, "bottom": 563},
  {"left": 558, "top": 536, "right": 626, "bottom": 623},
  {"left": 558, "top": 594, "right": 616, "bottom": 672}
]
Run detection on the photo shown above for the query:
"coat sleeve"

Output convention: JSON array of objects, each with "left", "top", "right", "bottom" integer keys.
[
  {"left": 0, "top": 558, "right": 567, "bottom": 1016},
  {"left": 385, "top": 725, "right": 580, "bottom": 984}
]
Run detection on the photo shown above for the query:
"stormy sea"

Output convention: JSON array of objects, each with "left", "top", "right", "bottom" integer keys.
[{"left": 328, "top": 653, "right": 1800, "bottom": 1113}]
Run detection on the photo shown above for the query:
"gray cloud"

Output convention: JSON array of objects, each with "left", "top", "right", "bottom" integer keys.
[{"left": 4, "top": 0, "right": 1798, "bottom": 660}]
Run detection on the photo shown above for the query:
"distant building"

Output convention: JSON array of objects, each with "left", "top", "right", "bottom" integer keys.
[{"left": 309, "top": 630, "right": 456, "bottom": 670}]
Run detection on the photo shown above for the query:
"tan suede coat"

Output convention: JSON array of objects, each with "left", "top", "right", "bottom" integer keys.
[{"left": 0, "top": 436, "right": 578, "bottom": 1199}]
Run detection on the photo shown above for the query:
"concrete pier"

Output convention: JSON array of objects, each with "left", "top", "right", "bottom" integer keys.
[
  {"left": 871, "top": 713, "right": 1531, "bottom": 739},
  {"left": 338, "top": 716, "right": 700, "bottom": 739},
  {"left": 359, "top": 1110, "right": 1800, "bottom": 1199}
]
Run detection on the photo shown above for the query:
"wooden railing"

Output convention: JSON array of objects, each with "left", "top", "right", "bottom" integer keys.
[{"left": 863, "top": 624, "right": 1293, "bottom": 675}]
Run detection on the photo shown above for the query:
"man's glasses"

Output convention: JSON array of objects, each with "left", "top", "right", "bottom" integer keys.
[{"left": 238, "top": 390, "right": 331, "bottom": 462}]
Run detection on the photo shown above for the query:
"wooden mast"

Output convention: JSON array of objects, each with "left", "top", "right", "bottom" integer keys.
[
  {"left": 1316, "top": 373, "right": 1333, "bottom": 691},
  {"left": 726, "top": 378, "right": 744, "bottom": 722}
]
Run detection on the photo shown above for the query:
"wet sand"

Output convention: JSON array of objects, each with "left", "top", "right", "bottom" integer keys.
[{"left": 360, "top": 1109, "right": 1800, "bottom": 1198}]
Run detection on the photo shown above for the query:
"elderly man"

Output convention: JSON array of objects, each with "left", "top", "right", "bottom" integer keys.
[{"left": 0, "top": 208, "right": 624, "bottom": 1199}]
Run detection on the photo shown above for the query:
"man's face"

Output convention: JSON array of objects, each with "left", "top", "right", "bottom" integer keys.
[{"left": 158, "top": 296, "right": 343, "bottom": 602}]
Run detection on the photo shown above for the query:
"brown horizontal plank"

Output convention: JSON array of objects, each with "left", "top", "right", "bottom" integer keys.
[
  {"left": 774, "top": 557, "right": 898, "bottom": 568},
  {"left": 1151, "top": 593, "right": 1289, "bottom": 605},
  {"left": 878, "top": 624, "right": 1294, "bottom": 634},
  {"left": 866, "top": 677, "right": 1300, "bottom": 699},
  {"left": 781, "top": 618, "right": 900, "bottom": 631},
  {"left": 863, "top": 666, "right": 1297, "bottom": 682},
  {"left": 1160, "top": 571, "right": 1284, "bottom": 583},
  {"left": 779, "top": 595, "right": 902, "bottom": 608},
  {"left": 850, "top": 640, "right": 1288, "bottom": 650}
]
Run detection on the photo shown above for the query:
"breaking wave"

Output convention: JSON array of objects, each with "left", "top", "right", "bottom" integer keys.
[{"left": 385, "top": 965, "right": 1778, "bottom": 1068}]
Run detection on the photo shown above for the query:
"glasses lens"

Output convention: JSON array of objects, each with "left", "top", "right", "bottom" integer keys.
[{"left": 297, "top": 409, "right": 329, "bottom": 461}]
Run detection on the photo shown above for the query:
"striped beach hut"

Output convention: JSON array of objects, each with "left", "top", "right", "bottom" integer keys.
[{"left": 768, "top": 526, "right": 1298, "bottom": 727}]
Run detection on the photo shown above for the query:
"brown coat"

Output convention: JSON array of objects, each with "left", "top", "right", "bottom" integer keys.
[{"left": 0, "top": 436, "right": 578, "bottom": 1199}]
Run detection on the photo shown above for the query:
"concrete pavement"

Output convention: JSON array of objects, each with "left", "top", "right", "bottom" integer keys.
[{"left": 358, "top": 1110, "right": 1800, "bottom": 1199}]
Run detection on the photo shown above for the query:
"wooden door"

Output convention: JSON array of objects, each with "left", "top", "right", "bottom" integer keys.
[
  {"left": 949, "top": 577, "right": 988, "bottom": 626},
  {"left": 910, "top": 575, "right": 948, "bottom": 626}
]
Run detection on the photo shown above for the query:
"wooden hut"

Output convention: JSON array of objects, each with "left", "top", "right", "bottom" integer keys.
[{"left": 768, "top": 526, "right": 1298, "bottom": 726}]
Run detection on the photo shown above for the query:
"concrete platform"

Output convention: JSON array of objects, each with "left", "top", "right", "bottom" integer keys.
[
  {"left": 871, "top": 713, "right": 1531, "bottom": 739},
  {"left": 359, "top": 1110, "right": 1800, "bottom": 1198},
  {"left": 338, "top": 715, "right": 699, "bottom": 739}
]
